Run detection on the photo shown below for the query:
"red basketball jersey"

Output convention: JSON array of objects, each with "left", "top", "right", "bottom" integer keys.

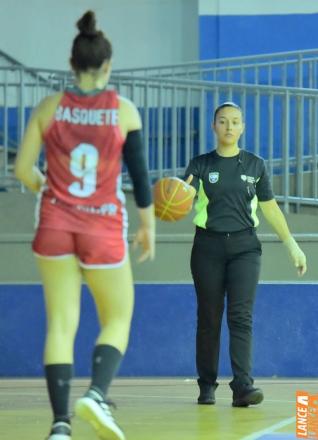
[{"left": 43, "top": 89, "right": 125, "bottom": 207}]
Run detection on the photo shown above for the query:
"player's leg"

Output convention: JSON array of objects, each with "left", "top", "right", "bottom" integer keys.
[
  {"left": 37, "top": 255, "right": 82, "bottom": 440},
  {"left": 75, "top": 259, "right": 134, "bottom": 440},
  {"left": 84, "top": 258, "right": 134, "bottom": 391},
  {"left": 33, "top": 229, "right": 82, "bottom": 439}
]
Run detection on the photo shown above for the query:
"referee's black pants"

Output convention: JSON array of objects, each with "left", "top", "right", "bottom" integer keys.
[{"left": 190, "top": 226, "right": 262, "bottom": 393}]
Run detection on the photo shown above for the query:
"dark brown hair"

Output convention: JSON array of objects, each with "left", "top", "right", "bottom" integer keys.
[{"left": 71, "top": 11, "right": 112, "bottom": 72}]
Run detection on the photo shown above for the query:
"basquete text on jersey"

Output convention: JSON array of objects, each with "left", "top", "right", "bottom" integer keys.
[{"left": 55, "top": 105, "right": 119, "bottom": 126}]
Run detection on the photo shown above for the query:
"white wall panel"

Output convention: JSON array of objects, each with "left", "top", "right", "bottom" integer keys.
[
  {"left": 0, "top": 0, "right": 198, "bottom": 69},
  {"left": 199, "top": 0, "right": 318, "bottom": 15}
]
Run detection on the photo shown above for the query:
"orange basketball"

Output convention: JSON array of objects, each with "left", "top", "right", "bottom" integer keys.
[{"left": 153, "top": 177, "right": 196, "bottom": 221}]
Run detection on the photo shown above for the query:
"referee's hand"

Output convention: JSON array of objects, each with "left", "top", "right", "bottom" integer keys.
[
  {"left": 184, "top": 174, "right": 196, "bottom": 198},
  {"left": 289, "top": 246, "right": 307, "bottom": 276},
  {"left": 283, "top": 236, "right": 307, "bottom": 276}
]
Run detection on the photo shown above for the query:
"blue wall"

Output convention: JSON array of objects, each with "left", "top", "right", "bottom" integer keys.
[
  {"left": 199, "top": 14, "right": 318, "bottom": 60},
  {"left": 198, "top": 14, "right": 318, "bottom": 164},
  {"left": 0, "top": 283, "right": 317, "bottom": 377}
]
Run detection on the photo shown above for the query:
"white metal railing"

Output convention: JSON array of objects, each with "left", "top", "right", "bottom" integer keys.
[
  {"left": 0, "top": 66, "right": 317, "bottom": 210},
  {"left": 113, "top": 49, "right": 318, "bottom": 88},
  {"left": 3, "top": 48, "right": 318, "bottom": 89}
]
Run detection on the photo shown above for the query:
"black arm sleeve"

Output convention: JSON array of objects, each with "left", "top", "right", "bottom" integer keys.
[{"left": 122, "top": 129, "right": 153, "bottom": 208}]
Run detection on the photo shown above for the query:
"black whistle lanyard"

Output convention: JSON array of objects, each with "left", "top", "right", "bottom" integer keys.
[{"left": 237, "top": 150, "right": 255, "bottom": 198}]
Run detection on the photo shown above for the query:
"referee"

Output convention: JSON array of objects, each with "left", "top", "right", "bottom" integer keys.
[{"left": 185, "top": 102, "right": 306, "bottom": 407}]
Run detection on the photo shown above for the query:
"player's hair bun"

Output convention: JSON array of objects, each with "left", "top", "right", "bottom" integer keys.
[
  {"left": 71, "top": 10, "right": 112, "bottom": 70},
  {"left": 77, "top": 10, "right": 97, "bottom": 36}
]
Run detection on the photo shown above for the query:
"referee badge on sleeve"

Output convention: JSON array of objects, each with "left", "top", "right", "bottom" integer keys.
[{"left": 209, "top": 172, "right": 219, "bottom": 184}]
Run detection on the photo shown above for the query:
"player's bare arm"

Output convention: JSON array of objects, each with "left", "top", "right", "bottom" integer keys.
[{"left": 14, "top": 93, "right": 63, "bottom": 193}]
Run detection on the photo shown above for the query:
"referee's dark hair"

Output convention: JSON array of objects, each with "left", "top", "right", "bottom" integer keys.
[
  {"left": 71, "top": 10, "right": 112, "bottom": 72},
  {"left": 213, "top": 101, "right": 243, "bottom": 123}
]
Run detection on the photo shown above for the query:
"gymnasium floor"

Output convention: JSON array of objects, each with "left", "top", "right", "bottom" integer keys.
[{"left": 1, "top": 378, "right": 317, "bottom": 440}]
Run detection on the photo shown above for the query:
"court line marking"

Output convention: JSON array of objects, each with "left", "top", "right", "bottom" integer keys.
[
  {"left": 0, "top": 390, "right": 298, "bottom": 404},
  {"left": 182, "top": 378, "right": 318, "bottom": 384},
  {"left": 240, "top": 416, "right": 296, "bottom": 440},
  {"left": 105, "top": 395, "right": 297, "bottom": 404},
  {"left": 2, "top": 379, "right": 317, "bottom": 386},
  {"left": 0, "top": 281, "right": 317, "bottom": 285},
  {"left": 110, "top": 394, "right": 299, "bottom": 405}
]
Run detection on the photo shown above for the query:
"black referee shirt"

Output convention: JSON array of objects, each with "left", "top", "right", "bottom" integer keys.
[{"left": 185, "top": 149, "right": 274, "bottom": 232}]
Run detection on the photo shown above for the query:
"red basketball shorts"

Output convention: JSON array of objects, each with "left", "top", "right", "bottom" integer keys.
[{"left": 32, "top": 194, "right": 128, "bottom": 268}]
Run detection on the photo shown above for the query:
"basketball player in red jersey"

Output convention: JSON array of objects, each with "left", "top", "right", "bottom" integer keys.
[{"left": 14, "top": 11, "right": 155, "bottom": 440}]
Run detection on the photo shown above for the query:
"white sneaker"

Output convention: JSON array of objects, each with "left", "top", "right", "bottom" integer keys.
[
  {"left": 47, "top": 421, "right": 71, "bottom": 440},
  {"left": 75, "top": 390, "right": 125, "bottom": 440}
]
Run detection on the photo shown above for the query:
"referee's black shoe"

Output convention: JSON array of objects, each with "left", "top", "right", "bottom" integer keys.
[
  {"left": 232, "top": 385, "right": 264, "bottom": 407},
  {"left": 197, "top": 383, "right": 218, "bottom": 405}
]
